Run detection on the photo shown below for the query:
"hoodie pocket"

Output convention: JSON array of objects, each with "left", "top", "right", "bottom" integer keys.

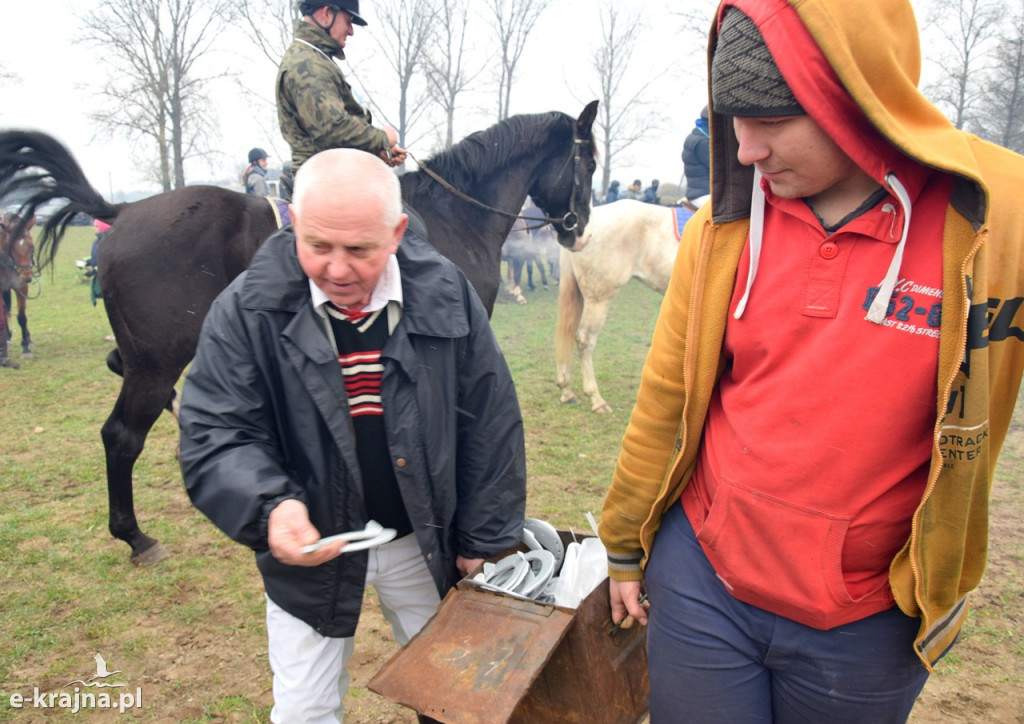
[{"left": 688, "top": 479, "right": 860, "bottom": 627}]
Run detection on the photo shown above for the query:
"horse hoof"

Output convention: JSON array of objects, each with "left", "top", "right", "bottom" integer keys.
[
  {"left": 130, "top": 541, "right": 170, "bottom": 566},
  {"left": 560, "top": 395, "right": 579, "bottom": 405},
  {"left": 593, "top": 403, "right": 613, "bottom": 414},
  {"left": 0, "top": 358, "right": 20, "bottom": 369},
  {"left": 21, "top": 352, "right": 32, "bottom": 360}
]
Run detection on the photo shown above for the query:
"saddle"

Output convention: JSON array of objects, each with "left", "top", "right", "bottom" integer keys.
[{"left": 671, "top": 205, "right": 696, "bottom": 240}]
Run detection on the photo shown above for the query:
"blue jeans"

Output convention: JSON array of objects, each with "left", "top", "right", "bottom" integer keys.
[{"left": 645, "top": 504, "right": 931, "bottom": 723}]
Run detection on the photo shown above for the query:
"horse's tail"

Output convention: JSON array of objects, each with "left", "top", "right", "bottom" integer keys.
[
  {"left": 0, "top": 131, "right": 123, "bottom": 269},
  {"left": 555, "top": 246, "right": 583, "bottom": 370}
]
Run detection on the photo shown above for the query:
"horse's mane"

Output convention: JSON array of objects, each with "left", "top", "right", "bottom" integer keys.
[{"left": 401, "top": 111, "right": 578, "bottom": 200}]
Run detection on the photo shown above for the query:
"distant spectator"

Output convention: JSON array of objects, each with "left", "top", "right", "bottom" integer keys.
[
  {"left": 682, "top": 106, "right": 711, "bottom": 207},
  {"left": 87, "top": 219, "right": 110, "bottom": 270},
  {"left": 244, "top": 148, "right": 270, "bottom": 196},
  {"left": 603, "top": 180, "right": 622, "bottom": 205},
  {"left": 86, "top": 219, "right": 111, "bottom": 306},
  {"left": 625, "top": 179, "right": 643, "bottom": 200},
  {"left": 642, "top": 179, "right": 660, "bottom": 204}
]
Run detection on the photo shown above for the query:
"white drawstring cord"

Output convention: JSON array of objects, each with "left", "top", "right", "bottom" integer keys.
[
  {"left": 734, "top": 168, "right": 765, "bottom": 319},
  {"left": 865, "top": 173, "right": 911, "bottom": 324},
  {"left": 733, "top": 169, "right": 909, "bottom": 325}
]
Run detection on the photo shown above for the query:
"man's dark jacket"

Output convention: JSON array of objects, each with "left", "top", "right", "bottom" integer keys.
[
  {"left": 682, "top": 124, "right": 710, "bottom": 200},
  {"left": 179, "top": 225, "right": 527, "bottom": 637}
]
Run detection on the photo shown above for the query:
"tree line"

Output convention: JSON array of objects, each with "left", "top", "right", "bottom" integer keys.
[{"left": 8, "top": 0, "right": 1022, "bottom": 193}]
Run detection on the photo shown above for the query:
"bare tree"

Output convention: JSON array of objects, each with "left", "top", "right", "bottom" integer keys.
[
  {"left": 973, "top": 1, "right": 1024, "bottom": 151},
  {"left": 671, "top": 0, "right": 719, "bottom": 54},
  {"left": 922, "top": 0, "right": 1001, "bottom": 129},
  {"left": 484, "top": 0, "right": 552, "bottom": 120},
  {"left": 232, "top": 0, "right": 301, "bottom": 162},
  {"left": 81, "top": 0, "right": 233, "bottom": 190},
  {"left": 587, "top": 3, "right": 666, "bottom": 197},
  {"left": 423, "top": 0, "right": 480, "bottom": 148},
  {"left": 236, "top": 0, "right": 300, "bottom": 66},
  {"left": 370, "top": 0, "right": 437, "bottom": 150}
]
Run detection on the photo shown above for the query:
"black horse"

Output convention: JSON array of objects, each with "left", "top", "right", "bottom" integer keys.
[{"left": 0, "top": 101, "right": 598, "bottom": 564}]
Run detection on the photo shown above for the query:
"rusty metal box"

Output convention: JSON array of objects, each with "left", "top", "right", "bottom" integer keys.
[{"left": 368, "top": 532, "right": 649, "bottom": 723}]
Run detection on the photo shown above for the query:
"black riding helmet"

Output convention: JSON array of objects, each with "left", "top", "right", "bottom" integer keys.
[
  {"left": 248, "top": 147, "right": 268, "bottom": 164},
  {"left": 298, "top": 0, "right": 367, "bottom": 26}
]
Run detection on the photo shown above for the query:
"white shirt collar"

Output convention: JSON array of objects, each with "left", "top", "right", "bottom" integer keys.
[{"left": 310, "top": 253, "right": 403, "bottom": 317}]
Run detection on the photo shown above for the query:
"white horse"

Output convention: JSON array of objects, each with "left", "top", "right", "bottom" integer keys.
[{"left": 555, "top": 199, "right": 689, "bottom": 413}]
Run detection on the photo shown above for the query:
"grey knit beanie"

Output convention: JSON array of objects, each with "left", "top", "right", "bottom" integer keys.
[{"left": 711, "top": 8, "right": 804, "bottom": 117}]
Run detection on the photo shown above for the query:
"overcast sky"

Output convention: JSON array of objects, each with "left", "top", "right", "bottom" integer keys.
[
  {"left": 1, "top": 0, "right": 711, "bottom": 198},
  {"left": 1, "top": 0, "right": 937, "bottom": 200}
]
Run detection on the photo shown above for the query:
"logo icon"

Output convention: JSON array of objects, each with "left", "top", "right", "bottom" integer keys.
[
  {"left": 9, "top": 653, "right": 142, "bottom": 714},
  {"left": 64, "top": 653, "right": 125, "bottom": 689}
]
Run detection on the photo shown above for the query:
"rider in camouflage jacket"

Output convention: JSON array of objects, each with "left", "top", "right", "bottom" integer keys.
[{"left": 276, "top": 19, "right": 394, "bottom": 172}]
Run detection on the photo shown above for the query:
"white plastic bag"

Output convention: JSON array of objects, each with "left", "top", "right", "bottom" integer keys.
[{"left": 552, "top": 536, "right": 607, "bottom": 609}]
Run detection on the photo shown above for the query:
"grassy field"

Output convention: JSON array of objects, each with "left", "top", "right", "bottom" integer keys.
[{"left": 0, "top": 226, "right": 1021, "bottom": 722}]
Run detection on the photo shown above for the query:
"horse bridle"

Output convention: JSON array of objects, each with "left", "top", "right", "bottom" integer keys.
[
  {"left": 1, "top": 217, "right": 40, "bottom": 292},
  {"left": 409, "top": 132, "right": 586, "bottom": 233}
]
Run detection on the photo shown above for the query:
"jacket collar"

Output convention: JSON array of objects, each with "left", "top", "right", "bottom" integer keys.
[
  {"left": 309, "top": 254, "right": 403, "bottom": 317},
  {"left": 240, "top": 223, "right": 470, "bottom": 340},
  {"left": 294, "top": 19, "right": 346, "bottom": 61}
]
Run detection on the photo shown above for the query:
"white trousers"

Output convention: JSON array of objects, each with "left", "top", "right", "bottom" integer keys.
[{"left": 266, "top": 532, "right": 441, "bottom": 724}]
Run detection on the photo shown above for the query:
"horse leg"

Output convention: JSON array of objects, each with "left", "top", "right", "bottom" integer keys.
[
  {"left": 0, "top": 299, "right": 16, "bottom": 369},
  {"left": 509, "top": 258, "right": 527, "bottom": 304},
  {"left": 555, "top": 354, "right": 578, "bottom": 405},
  {"left": 577, "top": 298, "right": 614, "bottom": 414},
  {"left": 525, "top": 259, "right": 536, "bottom": 291},
  {"left": 555, "top": 253, "right": 582, "bottom": 405},
  {"left": 534, "top": 252, "right": 549, "bottom": 290},
  {"left": 1, "top": 289, "right": 9, "bottom": 342},
  {"left": 101, "top": 366, "right": 177, "bottom": 564},
  {"left": 505, "top": 256, "right": 516, "bottom": 292},
  {"left": 504, "top": 258, "right": 515, "bottom": 295},
  {"left": 108, "top": 347, "right": 176, "bottom": 415},
  {"left": 16, "top": 287, "right": 31, "bottom": 358}
]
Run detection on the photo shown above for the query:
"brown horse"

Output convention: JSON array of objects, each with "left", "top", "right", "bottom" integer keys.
[
  {"left": 1, "top": 211, "right": 36, "bottom": 362},
  {"left": 0, "top": 101, "right": 599, "bottom": 563}
]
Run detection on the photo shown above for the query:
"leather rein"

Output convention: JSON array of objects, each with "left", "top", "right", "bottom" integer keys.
[{"left": 407, "top": 134, "right": 585, "bottom": 233}]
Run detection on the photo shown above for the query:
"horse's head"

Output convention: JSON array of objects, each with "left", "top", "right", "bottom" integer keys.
[
  {"left": 1, "top": 211, "right": 36, "bottom": 288},
  {"left": 529, "top": 100, "right": 599, "bottom": 252}
]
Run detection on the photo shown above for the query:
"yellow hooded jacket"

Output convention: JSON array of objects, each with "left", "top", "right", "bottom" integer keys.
[{"left": 599, "top": 0, "right": 1024, "bottom": 669}]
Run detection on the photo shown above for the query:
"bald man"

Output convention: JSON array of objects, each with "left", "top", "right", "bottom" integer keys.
[{"left": 179, "top": 149, "right": 526, "bottom": 723}]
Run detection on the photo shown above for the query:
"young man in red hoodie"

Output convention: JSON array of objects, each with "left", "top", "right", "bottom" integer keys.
[{"left": 600, "top": 1, "right": 1024, "bottom": 721}]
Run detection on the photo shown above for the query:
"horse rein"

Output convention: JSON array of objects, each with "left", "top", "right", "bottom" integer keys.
[{"left": 407, "top": 135, "right": 585, "bottom": 233}]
